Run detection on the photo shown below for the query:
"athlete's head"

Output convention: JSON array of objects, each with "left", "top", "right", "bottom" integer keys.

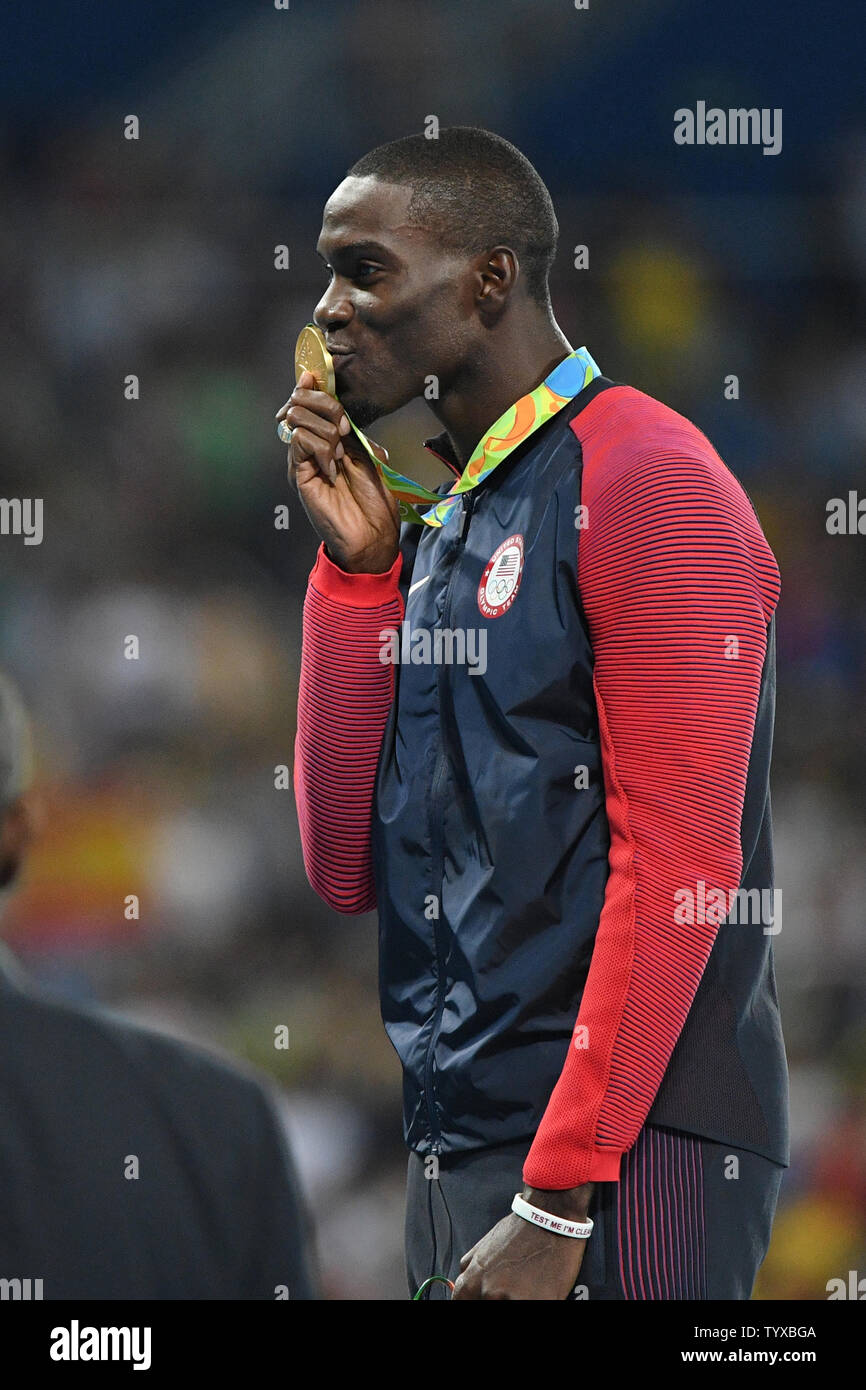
[
  {"left": 0, "top": 672, "right": 37, "bottom": 891},
  {"left": 314, "top": 126, "right": 559, "bottom": 426}
]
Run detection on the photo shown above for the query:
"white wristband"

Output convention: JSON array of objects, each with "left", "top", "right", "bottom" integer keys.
[{"left": 511, "top": 1193, "right": 593, "bottom": 1239}]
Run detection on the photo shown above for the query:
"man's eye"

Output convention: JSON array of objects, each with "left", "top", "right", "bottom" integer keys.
[{"left": 355, "top": 262, "right": 380, "bottom": 281}]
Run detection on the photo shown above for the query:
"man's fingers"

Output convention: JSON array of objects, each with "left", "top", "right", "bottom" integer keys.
[
  {"left": 275, "top": 370, "right": 314, "bottom": 420},
  {"left": 451, "top": 1267, "right": 484, "bottom": 1300},
  {"left": 276, "top": 370, "right": 347, "bottom": 421},
  {"left": 289, "top": 385, "right": 347, "bottom": 429},
  {"left": 279, "top": 371, "right": 392, "bottom": 511},
  {"left": 283, "top": 403, "right": 345, "bottom": 456},
  {"left": 288, "top": 427, "right": 338, "bottom": 486}
]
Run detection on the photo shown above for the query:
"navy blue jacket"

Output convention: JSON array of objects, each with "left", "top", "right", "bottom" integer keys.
[{"left": 364, "top": 378, "right": 788, "bottom": 1180}]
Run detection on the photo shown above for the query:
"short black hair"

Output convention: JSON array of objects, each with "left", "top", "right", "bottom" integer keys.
[{"left": 346, "top": 126, "right": 558, "bottom": 306}]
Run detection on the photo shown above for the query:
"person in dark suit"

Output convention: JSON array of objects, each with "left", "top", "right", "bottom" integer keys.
[{"left": 0, "top": 672, "right": 318, "bottom": 1300}]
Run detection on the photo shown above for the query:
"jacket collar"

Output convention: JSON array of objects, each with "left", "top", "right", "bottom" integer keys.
[
  {"left": 422, "top": 432, "right": 462, "bottom": 478},
  {"left": 421, "top": 346, "right": 601, "bottom": 491}
]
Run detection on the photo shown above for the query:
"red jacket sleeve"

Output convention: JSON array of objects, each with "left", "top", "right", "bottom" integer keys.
[
  {"left": 294, "top": 541, "right": 403, "bottom": 914},
  {"left": 523, "top": 391, "right": 781, "bottom": 1188}
]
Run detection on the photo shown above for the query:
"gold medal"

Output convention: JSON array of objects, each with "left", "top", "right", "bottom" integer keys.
[
  {"left": 294, "top": 323, "right": 336, "bottom": 397},
  {"left": 277, "top": 323, "right": 337, "bottom": 444}
]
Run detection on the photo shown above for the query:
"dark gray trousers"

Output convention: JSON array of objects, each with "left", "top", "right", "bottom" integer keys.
[{"left": 405, "top": 1123, "right": 784, "bottom": 1300}]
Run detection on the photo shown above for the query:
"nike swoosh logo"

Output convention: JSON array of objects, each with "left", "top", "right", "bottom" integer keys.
[{"left": 408, "top": 574, "right": 430, "bottom": 597}]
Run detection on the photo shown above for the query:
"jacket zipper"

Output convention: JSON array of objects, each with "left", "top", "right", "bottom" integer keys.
[{"left": 422, "top": 488, "right": 476, "bottom": 1152}]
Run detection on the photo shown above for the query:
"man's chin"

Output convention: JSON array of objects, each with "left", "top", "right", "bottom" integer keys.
[{"left": 340, "top": 395, "right": 385, "bottom": 430}]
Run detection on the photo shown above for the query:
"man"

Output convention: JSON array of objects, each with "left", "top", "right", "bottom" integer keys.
[
  {"left": 281, "top": 127, "right": 788, "bottom": 1300},
  {"left": 0, "top": 671, "right": 317, "bottom": 1300}
]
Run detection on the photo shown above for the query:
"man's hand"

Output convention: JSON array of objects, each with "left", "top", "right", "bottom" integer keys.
[
  {"left": 277, "top": 370, "right": 400, "bottom": 574},
  {"left": 452, "top": 1182, "right": 594, "bottom": 1301}
]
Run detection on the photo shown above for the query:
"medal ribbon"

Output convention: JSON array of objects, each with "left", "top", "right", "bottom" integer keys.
[{"left": 345, "top": 346, "right": 602, "bottom": 527}]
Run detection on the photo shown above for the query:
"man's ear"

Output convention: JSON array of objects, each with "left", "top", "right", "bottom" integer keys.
[
  {"left": 474, "top": 246, "right": 519, "bottom": 316},
  {"left": 0, "top": 789, "right": 41, "bottom": 886}
]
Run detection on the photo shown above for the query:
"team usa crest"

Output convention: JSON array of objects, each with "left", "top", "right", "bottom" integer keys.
[{"left": 477, "top": 534, "right": 525, "bottom": 618}]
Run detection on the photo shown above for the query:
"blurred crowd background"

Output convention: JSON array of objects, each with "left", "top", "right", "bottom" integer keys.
[{"left": 1, "top": 0, "right": 864, "bottom": 1299}]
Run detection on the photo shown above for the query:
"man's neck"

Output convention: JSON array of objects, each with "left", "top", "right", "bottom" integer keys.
[{"left": 431, "top": 314, "right": 574, "bottom": 469}]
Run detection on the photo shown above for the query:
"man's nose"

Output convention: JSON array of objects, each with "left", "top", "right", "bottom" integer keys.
[{"left": 314, "top": 282, "right": 353, "bottom": 330}]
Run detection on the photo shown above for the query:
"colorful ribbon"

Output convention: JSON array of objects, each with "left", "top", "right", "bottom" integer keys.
[{"left": 346, "top": 346, "right": 602, "bottom": 528}]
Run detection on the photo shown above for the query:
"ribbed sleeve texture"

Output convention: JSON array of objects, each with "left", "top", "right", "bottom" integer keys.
[
  {"left": 293, "top": 542, "right": 403, "bottom": 914},
  {"left": 523, "top": 388, "right": 781, "bottom": 1189}
]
